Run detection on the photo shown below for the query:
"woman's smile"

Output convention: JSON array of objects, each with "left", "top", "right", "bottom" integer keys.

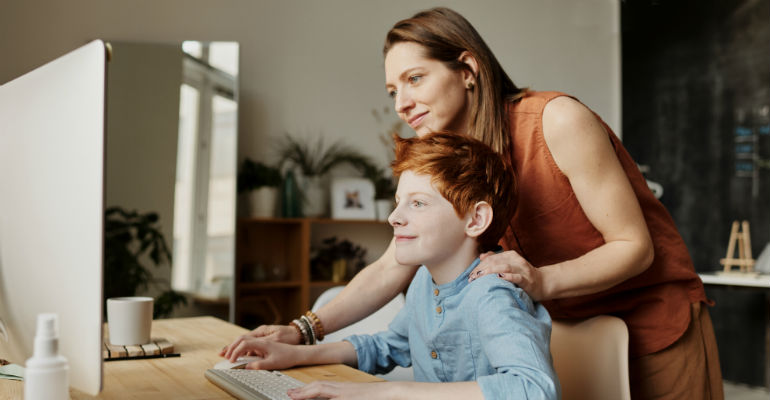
[{"left": 407, "top": 112, "right": 428, "bottom": 129}]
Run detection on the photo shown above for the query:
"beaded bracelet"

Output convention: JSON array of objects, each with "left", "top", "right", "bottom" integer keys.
[
  {"left": 300, "top": 315, "right": 317, "bottom": 345},
  {"left": 289, "top": 320, "right": 303, "bottom": 344},
  {"left": 304, "top": 310, "right": 325, "bottom": 341},
  {"left": 290, "top": 319, "right": 310, "bottom": 345}
]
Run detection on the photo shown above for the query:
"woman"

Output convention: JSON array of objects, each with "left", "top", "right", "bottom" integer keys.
[{"left": 225, "top": 7, "right": 722, "bottom": 399}]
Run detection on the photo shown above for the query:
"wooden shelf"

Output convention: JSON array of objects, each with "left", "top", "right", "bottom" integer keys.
[
  {"left": 234, "top": 217, "right": 391, "bottom": 327},
  {"left": 239, "top": 281, "right": 303, "bottom": 290}
]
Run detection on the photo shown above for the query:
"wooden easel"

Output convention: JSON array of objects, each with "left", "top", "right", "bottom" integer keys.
[{"left": 719, "top": 220, "right": 758, "bottom": 276}]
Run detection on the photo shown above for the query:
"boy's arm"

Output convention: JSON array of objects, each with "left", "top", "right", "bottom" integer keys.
[
  {"left": 473, "top": 277, "right": 560, "bottom": 399},
  {"left": 294, "top": 341, "right": 359, "bottom": 367},
  {"left": 241, "top": 340, "right": 359, "bottom": 371},
  {"left": 343, "top": 282, "right": 413, "bottom": 375},
  {"left": 242, "top": 277, "right": 414, "bottom": 373},
  {"left": 288, "top": 381, "right": 485, "bottom": 400}
]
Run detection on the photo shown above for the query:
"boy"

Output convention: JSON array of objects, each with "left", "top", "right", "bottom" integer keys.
[{"left": 222, "top": 132, "right": 559, "bottom": 400}]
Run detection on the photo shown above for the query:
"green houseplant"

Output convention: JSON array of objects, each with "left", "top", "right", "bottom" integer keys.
[
  {"left": 104, "top": 206, "right": 187, "bottom": 318},
  {"left": 278, "top": 134, "right": 374, "bottom": 217},
  {"left": 238, "top": 158, "right": 282, "bottom": 217},
  {"left": 237, "top": 158, "right": 282, "bottom": 193}
]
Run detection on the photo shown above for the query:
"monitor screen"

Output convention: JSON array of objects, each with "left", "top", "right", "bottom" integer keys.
[{"left": 0, "top": 39, "right": 106, "bottom": 395}]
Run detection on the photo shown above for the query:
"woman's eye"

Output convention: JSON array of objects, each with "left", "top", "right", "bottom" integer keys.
[
  {"left": 388, "top": 89, "right": 397, "bottom": 99},
  {"left": 408, "top": 75, "right": 422, "bottom": 84},
  {"left": 412, "top": 200, "right": 425, "bottom": 208}
]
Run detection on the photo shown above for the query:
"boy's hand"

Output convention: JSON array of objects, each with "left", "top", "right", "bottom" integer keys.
[
  {"left": 288, "top": 381, "right": 389, "bottom": 400},
  {"left": 469, "top": 250, "right": 545, "bottom": 301},
  {"left": 220, "top": 336, "right": 301, "bottom": 371}
]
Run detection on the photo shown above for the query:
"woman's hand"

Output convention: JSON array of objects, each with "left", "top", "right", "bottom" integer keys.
[
  {"left": 287, "top": 381, "right": 389, "bottom": 400},
  {"left": 251, "top": 324, "right": 302, "bottom": 344},
  {"left": 220, "top": 336, "right": 301, "bottom": 371},
  {"left": 468, "top": 250, "right": 546, "bottom": 301},
  {"left": 219, "top": 324, "right": 300, "bottom": 358}
]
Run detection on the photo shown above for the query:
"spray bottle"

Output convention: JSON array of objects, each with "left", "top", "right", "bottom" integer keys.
[{"left": 24, "top": 313, "right": 69, "bottom": 400}]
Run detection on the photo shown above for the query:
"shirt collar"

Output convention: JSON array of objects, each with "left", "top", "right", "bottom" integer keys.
[{"left": 430, "top": 256, "right": 482, "bottom": 298}]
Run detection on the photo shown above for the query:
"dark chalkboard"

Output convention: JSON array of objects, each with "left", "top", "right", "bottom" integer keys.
[{"left": 622, "top": 0, "right": 770, "bottom": 387}]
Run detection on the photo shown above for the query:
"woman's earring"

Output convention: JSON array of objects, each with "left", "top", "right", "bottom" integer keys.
[{"left": 466, "top": 81, "right": 475, "bottom": 90}]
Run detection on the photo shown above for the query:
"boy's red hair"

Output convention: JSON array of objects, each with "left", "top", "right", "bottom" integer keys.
[{"left": 391, "top": 132, "right": 516, "bottom": 252}]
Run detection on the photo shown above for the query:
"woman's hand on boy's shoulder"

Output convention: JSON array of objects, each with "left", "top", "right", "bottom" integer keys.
[{"left": 469, "top": 250, "right": 545, "bottom": 301}]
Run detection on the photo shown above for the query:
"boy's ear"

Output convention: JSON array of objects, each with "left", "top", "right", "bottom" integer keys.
[{"left": 465, "top": 201, "right": 493, "bottom": 239}]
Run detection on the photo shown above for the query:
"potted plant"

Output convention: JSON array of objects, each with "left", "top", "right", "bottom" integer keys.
[
  {"left": 103, "top": 206, "right": 187, "bottom": 318},
  {"left": 310, "top": 236, "right": 367, "bottom": 282},
  {"left": 278, "top": 134, "right": 372, "bottom": 218},
  {"left": 238, "top": 158, "right": 282, "bottom": 218}
]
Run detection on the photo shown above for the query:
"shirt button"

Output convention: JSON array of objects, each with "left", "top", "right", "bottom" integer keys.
[
  {"left": 434, "top": 289, "right": 439, "bottom": 296},
  {"left": 436, "top": 306, "right": 442, "bottom": 314},
  {"left": 431, "top": 351, "right": 438, "bottom": 359}
]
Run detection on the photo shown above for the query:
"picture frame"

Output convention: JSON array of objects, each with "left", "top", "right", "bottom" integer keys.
[{"left": 330, "top": 177, "right": 376, "bottom": 220}]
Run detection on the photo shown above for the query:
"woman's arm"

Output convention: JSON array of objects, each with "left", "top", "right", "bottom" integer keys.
[
  {"left": 314, "top": 238, "right": 418, "bottom": 334},
  {"left": 222, "top": 238, "right": 419, "bottom": 349},
  {"left": 471, "top": 96, "right": 654, "bottom": 301}
]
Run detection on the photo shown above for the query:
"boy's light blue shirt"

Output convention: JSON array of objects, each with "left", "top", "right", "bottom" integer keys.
[{"left": 345, "top": 258, "right": 560, "bottom": 399}]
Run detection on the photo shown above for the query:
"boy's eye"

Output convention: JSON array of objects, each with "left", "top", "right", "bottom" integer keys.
[{"left": 408, "top": 75, "right": 422, "bottom": 84}]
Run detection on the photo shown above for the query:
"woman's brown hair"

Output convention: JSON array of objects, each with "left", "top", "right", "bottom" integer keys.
[{"left": 384, "top": 7, "right": 527, "bottom": 155}]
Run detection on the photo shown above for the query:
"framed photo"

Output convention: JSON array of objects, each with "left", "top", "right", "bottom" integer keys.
[{"left": 330, "top": 177, "right": 376, "bottom": 220}]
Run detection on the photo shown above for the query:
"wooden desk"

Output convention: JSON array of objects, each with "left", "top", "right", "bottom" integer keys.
[
  {"left": 699, "top": 272, "right": 770, "bottom": 288},
  {"left": 1, "top": 316, "right": 381, "bottom": 399}
]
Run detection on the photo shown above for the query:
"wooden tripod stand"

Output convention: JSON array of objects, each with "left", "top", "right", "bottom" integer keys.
[{"left": 719, "top": 220, "right": 758, "bottom": 276}]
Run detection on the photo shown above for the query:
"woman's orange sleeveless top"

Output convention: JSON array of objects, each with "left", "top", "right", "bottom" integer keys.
[{"left": 503, "top": 91, "right": 708, "bottom": 357}]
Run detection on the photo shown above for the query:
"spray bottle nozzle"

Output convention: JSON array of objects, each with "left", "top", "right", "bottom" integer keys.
[{"left": 33, "top": 313, "right": 59, "bottom": 357}]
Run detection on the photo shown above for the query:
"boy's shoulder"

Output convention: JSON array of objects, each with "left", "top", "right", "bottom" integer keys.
[{"left": 466, "top": 274, "right": 535, "bottom": 314}]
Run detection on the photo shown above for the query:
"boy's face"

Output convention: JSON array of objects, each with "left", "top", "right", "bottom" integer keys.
[{"left": 388, "top": 170, "right": 469, "bottom": 267}]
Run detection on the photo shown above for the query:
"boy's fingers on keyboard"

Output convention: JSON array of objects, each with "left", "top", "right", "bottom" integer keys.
[{"left": 227, "top": 335, "right": 259, "bottom": 361}]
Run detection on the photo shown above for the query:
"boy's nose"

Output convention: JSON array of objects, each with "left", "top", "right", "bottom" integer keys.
[{"left": 388, "top": 208, "right": 404, "bottom": 227}]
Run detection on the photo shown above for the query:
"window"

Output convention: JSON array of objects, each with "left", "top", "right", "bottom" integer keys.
[{"left": 172, "top": 42, "right": 238, "bottom": 301}]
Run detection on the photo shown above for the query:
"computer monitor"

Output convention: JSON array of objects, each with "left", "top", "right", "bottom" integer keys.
[{"left": 0, "top": 40, "right": 106, "bottom": 395}]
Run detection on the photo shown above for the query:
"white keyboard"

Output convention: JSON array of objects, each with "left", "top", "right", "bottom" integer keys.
[{"left": 205, "top": 368, "right": 305, "bottom": 400}]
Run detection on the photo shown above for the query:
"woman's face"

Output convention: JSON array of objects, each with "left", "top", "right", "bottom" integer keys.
[{"left": 385, "top": 42, "right": 471, "bottom": 137}]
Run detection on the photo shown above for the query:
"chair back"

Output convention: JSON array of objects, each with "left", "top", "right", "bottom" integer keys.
[{"left": 551, "top": 315, "right": 631, "bottom": 400}]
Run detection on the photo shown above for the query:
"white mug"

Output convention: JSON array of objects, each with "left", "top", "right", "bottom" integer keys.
[{"left": 107, "top": 297, "right": 153, "bottom": 345}]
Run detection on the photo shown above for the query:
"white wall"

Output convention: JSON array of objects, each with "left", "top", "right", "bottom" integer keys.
[{"left": 0, "top": 0, "right": 621, "bottom": 170}]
